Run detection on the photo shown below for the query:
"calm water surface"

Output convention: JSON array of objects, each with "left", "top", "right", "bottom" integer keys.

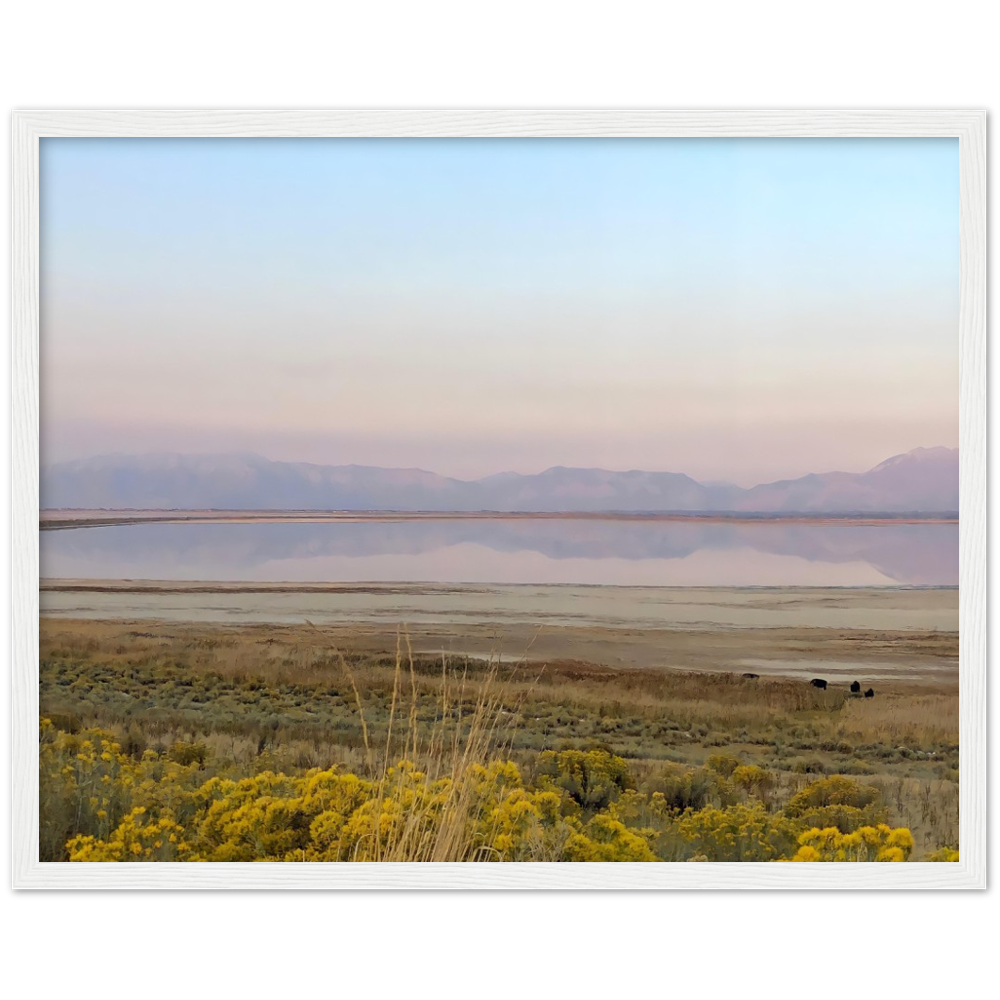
[{"left": 39, "top": 518, "right": 958, "bottom": 587}]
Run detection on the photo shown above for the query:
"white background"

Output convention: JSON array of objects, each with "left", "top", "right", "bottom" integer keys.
[
  {"left": 7, "top": 0, "right": 997, "bottom": 1000},
  {"left": 0, "top": 0, "right": 998, "bottom": 97}
]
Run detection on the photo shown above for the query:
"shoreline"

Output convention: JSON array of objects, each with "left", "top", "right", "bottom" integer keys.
[
  {"left": 39, "top": 578, "right": 958, "bottom": 593},
  {"left": 39, "top": 508, "right": 959, "bottom": 531},
  {"left": 39, "top": 582, "right": 959, "bottom": 684}
]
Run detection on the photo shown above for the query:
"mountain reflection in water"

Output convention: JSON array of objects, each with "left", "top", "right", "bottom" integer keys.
[{"left": 39, "top": 519, "right": 958, "bottom": 587}]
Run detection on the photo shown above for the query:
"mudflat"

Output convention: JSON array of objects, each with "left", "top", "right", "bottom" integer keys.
[{"left": 39, "top": 581, "right": 958, "bottom": 685}]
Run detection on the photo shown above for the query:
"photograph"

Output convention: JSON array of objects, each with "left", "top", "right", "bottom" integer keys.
[{"left": 35, "top": 131, "right": 964, "bottom": 867}]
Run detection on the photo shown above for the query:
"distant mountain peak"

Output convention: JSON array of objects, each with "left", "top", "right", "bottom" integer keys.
[
  {"left": 869, "top": 446, "right": 957, "bottom": 473},
  {"left": 41, "top": 448, "right": 959, "bottom": 514}
]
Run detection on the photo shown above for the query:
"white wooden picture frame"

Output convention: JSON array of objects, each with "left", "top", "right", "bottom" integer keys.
[{"left": 11, "top": 109, "right": 986, "bottom": 892}]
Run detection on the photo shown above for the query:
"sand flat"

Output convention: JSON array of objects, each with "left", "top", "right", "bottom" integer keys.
[
  {"left": 39, "top": 581, "right": 958, "bottom": 685},
  {"left": 39, "top": 580, "right": 958, "bottom": 630}
]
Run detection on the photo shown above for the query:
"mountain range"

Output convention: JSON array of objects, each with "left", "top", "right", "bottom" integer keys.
[{"left": 40, "top": 446, "right": 959, "bottom": 514}]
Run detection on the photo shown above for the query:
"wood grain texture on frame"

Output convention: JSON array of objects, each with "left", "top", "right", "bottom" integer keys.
[{"left": 11, "top": 109, "right": 987, "bottom": 889}]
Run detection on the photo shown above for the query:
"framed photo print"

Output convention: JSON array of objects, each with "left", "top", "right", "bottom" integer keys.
[{"left": 11, "top": 110, "right": 986, "bottom": 888}]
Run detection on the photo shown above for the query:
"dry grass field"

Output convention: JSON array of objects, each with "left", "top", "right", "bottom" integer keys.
[{"left": 39, "top": 616, "right": 958, "bottom": 860}]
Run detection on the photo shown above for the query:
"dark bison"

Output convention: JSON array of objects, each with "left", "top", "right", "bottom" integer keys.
[
  {"left": 850, "top": 681, "right": 862, "bottom": 694},
  {"left": 742, "top": 672, "right": 760, "bottom": 679},
  {"left": 864, "top": 688, "right": 875, "bottom": 698},
  {"left": 810, "top": 678, "right": 828, "bottom": 690}
]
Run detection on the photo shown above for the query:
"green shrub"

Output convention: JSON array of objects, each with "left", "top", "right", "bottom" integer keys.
[
  {"left": 705, "top": 753, "right": 741, "bottom": 778},
  {"left": 644, "top": 765, "right": 732, "bottom": 812},
  {"left": 785, "top": 775, "right": 881, "bottom": 816},
  {"left": 533, "top": 748, "right": 635, "bottom": 811},
  {"left": 168, "top": 741, "right": 209, "bottom": 767}
]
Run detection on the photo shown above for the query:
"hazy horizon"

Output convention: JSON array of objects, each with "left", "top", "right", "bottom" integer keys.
[
  {"left": 41, "top": 137, "right": 958, "bottom": 487},
  {"left": 47, "top": 442, "right": 957, "bottom": 488}
]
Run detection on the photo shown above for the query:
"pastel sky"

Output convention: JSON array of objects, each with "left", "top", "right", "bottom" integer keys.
[{"left": 40, "top": 137, "right": 959, "bottom": 486}]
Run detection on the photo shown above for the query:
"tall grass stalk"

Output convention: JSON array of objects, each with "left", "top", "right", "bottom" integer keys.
[{"left": 317, "top": 625, "right": 539, "bottom": 861}]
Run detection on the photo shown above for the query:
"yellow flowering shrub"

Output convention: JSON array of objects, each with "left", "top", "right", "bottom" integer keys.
[
  {"left": 786, "top": 824, "right": 914, "bottom": 862},
  {"left": 37, "top": 720, "right": 946, "bottom": 864},
  {"left": 39, "top": 719, "right": 136, "bottom": 861},
  {"left": 476, "top": 786, "right": 570, "bottom": 860},
  {"left": 334, "top": 762, "right": 454, "bottom": 861},
  {"left": 783, "top": 775, "right": 886, "bottom": 833},
  {"left": 605, "top": 788, "right": 695, "bottom": 860},
  {"left": 563, "top": 813, "right": 657, "bottom": 862},
  {"left": 926, "top": 847, "right": 960, "bottom": 862},
  {"left": 612, "top": 788, "right": 673, "bottom": 829},
  {"left": 197, "top": 771, "right": 339, "bottom": 861},
  {"left": 731, "top": 765, "right": 773, "bottom": 798},
  {"left": 67, "top": 807, "right": 199, "bottom": 862},
  {"left": 296, "top": 769, "right": 376, "bottom": 858},
  {"left": 58, "top": 747, "right": 658, "bottom": 863},
  {"left": 677, "top": 803, "right": 801, "bottom": 862},
  {"left": 125, "top": 757, "right": 219, "bottom": 830}
]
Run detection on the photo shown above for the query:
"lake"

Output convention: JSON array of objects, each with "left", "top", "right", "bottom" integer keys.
[{"left": 39, "top": 516, "right": 957, "bottom": 587}]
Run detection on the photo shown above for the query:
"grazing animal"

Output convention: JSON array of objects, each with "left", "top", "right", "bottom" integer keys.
[
  {"left": 810, "top": 678, "right": 828, "bottom": 690},
  {"left": 742, "top": 672, "right": 760, "bottom": 679},
  {"left": 864, "top": 688, "right": 875, "bottom": 699},
  {"left": 850, "top": 681, "right": 862, "bottom": 694}
]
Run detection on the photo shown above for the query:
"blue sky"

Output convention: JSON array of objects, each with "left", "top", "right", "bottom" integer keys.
[{"left": 40, "top": 137, "right": 959, "bottom": 484}]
